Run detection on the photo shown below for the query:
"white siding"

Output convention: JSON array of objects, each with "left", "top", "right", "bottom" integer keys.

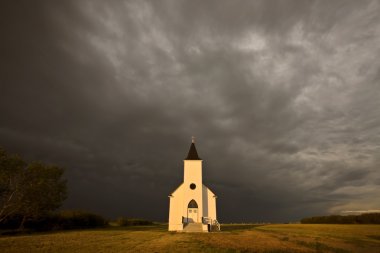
[
  {"left": 202, "top": 184, "right": 217, "bottom": 220},
  {"left": 168, "top": 184, "right": 184, "bottom": 231},
  {"left": 207, "top": 187, "right": 217, "bottom": 220}
]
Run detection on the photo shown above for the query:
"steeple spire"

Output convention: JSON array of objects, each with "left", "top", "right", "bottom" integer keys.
[{"left": 186, "top": 137, "right": 201, "bottom": 160}]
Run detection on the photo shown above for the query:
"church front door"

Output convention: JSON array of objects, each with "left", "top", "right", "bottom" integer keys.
[
  {"left": 187, "top": 208, "right": 198, "bottom": 222},
  {"left": 187, "top": 199, "right": 199, "bottom": 223}
]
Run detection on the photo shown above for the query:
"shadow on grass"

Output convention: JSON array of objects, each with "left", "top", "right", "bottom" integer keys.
[
  {"left": 0, "top": 223, "right": 168, "bottom": 237},
  {"left": 1, "top": 223, "right": 268, "bottom": 237},
  {"left": 220, "top": 224, "right": 265, "bottom": 232},
  {"left": 367, "top": 235, "right": 380, "bottom": 241},
  {"left": 107, "top": 223, "right": 167, "bottom": 232},
  {"left": 295, "top": 240, "right": 350, "bottom": 253}
]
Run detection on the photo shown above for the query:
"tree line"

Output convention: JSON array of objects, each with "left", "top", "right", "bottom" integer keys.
[
  {"left": 0, "top": 147, "right": 153, "bottom": 232},
  {"left": 301, "top": 213, "right": 380, "bottom": 224}
]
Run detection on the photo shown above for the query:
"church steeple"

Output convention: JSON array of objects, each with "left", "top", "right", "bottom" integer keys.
[{"left": 185, "top": 137, "right": 201, "bottom": 160}]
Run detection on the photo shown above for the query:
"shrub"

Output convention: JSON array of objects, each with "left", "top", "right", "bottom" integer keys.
[
  {"left": 0, "top": 210, "right": 107, "bottom": 231},
  {"left": 116, "top": 217, "right": 153, "bottom": 226},
  {"left": 57, "top": 210, "right": 107, "bottom": 229},
  {"left": 0, "top": 214, "right": 24, "bottom": 230}
]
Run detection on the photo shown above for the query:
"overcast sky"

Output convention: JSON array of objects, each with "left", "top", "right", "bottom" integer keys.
[{"left": 1, "top": 0, "right": 380, "bottom": 222}]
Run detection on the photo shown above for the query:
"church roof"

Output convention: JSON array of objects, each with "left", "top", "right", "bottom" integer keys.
[{"left": 186, "top": 142, "right": 201, "bottom": 160}]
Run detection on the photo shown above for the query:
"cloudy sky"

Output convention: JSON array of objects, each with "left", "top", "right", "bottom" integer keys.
[{"left": 1, "top": 0, "right": 380, "bottom": 222}]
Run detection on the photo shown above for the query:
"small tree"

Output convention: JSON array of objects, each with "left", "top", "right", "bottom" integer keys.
[
  {"left": 18, "top": 162, "right": 67, "bottom": 229},
  {"left": 0, "top": 148, "right": 26, "bottom": 222},
  {"left": 0, "top": 148, "right": 67, "bottom": 229}
]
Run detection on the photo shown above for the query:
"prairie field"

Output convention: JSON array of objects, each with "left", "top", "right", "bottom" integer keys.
[{"left": 1, "top": 224, "right": 380, "bottom": 253}]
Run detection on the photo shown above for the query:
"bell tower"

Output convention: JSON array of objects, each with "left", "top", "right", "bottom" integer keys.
[{"left": 183, "top": 137, "right": 203, "bottom": 222}]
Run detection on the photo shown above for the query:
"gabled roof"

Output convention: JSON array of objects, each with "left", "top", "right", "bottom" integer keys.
[
  {"left": 203, "top": 184, "right": 217, "bottom": 198},
  {"left": 186, "top": 142, "right": 201, "bottom": 160},
  {"left": 169, "top": 183, "right": 184, "bottom": 196}
]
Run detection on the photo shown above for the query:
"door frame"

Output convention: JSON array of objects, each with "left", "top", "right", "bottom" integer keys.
[{"left": 187, "top": 207, "right": 198, "bottom": 222}]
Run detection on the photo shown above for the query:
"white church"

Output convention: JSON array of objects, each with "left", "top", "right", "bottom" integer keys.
[{"left": 168, "top": 138, "right": 220, "bottom": 232}]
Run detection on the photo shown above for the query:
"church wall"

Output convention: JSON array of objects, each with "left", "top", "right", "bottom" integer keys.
[
  {"left": 202, "top": 185, "right": 209, "bottom": 217},
  {"left": 184, "top": 160, "right": 202, "bottom": 184},
  {"left": 207, "top": 188, "right": 217, "bottom": 220},
  {"left": 168, "top": 184, "right": 184, "bottom": 231},
  {"left": 182, "top": 185, "right": 203, "bottom": 222}
]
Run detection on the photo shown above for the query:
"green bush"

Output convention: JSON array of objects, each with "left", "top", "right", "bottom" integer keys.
[{"left": 115, "top": 217, "right": 153, "bottom": 226}]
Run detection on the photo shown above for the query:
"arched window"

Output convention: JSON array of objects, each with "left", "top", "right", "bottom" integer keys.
[{"left": 188, "top": 199, "right": 198, "bottom": 208}]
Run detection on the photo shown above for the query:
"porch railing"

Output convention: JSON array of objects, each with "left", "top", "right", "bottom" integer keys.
[{"left": 202, "top": 217, "right": 220, "bottom": 231}]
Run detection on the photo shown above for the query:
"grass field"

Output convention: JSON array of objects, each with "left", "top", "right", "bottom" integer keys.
[{"left": 1, "top": 224, "right": 380, "bottom": 252}]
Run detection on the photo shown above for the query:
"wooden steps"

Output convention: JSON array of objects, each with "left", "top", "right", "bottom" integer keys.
[{"left": 183, "top": 222, "right": 204, "bottom": 232}]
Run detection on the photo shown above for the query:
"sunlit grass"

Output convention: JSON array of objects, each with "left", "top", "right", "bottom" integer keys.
[{"left": 1, "top": 224, "right": 380, "bottom": 252}]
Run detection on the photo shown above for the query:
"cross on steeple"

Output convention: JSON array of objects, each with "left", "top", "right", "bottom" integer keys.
[{"left": 186, "top": 137, "right": 200, "bottom": 160}]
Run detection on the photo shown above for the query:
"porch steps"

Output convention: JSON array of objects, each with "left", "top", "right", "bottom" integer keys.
[{"left": 183, "top": 222, "right": 204, "bottom": 232}]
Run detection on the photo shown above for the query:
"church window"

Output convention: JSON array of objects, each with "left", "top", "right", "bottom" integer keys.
[
  {"left": 190, "top": 183, "right": 196, "bottom": 190},
  {"left": 188, "top": 199, "right": 198, "bottom": 208}
]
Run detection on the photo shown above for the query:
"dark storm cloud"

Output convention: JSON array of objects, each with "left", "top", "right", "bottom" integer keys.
[{"left": 1, "top": 0, "right": 380, "bottom": 222}]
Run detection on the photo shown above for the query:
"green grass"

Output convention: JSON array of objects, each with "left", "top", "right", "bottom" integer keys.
[{"left": 1, "top": 224, "right": 380, "bottom": 252}]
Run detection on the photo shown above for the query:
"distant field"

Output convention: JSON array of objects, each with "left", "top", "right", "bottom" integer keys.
[{"left": 1, "top": 224, "right": 380, "bottom": 252}]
